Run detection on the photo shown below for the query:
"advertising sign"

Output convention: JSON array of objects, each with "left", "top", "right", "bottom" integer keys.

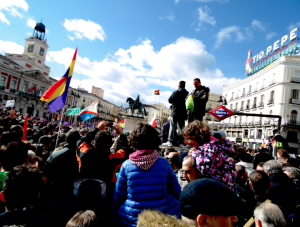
[
  {"left": 245, "top": 27, "right": 299, "bottom": 76},
  {"left": 66, "top": 107, "right": 81, "bottom": 116},
  {"left": 5, "top": 100, "right": 15, "bottom": 108},
  {"left": 209, "top": 106, "right": 234, "bottom": 121}
]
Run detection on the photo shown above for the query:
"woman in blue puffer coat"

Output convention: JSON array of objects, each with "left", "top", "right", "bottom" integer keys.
[{"left": 113, "top": 123, "right": 181, "bottom": 227}]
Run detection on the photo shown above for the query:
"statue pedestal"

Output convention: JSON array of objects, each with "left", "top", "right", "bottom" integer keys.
[{"left": 124, "top": 116, "right": 147, "bottom": 133}]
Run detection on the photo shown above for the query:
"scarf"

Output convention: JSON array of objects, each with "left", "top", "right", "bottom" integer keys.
[{"left": 129, "top": 149, "right": 159, "bottom": 171}]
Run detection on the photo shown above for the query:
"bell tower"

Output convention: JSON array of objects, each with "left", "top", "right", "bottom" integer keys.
[{"left": 24, "top": 22, "right": 49, "bottom": 64}]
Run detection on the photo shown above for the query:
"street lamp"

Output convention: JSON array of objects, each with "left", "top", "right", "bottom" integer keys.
[{"left": 217, "top": 96, "right": 227, "bottom": 106}]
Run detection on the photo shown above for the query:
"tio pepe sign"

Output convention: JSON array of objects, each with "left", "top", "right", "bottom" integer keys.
[{"left": 209, "top": 105, "right": 234, "bottom": 121}]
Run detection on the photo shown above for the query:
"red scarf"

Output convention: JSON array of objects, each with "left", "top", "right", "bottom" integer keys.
[{"left": 129, "top": 149, "right": 159, "bottom": 171}]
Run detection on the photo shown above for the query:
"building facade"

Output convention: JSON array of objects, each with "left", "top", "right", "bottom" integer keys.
[
  {"left": 221, "top": 55, "right": 300, "bottom": 153},
  {"left": 91, "top": 85, "right": 104, "bottom": 99}
]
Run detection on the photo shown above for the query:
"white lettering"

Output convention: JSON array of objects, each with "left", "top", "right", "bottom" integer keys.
[
  {"left": 290, "top": 28, "right": 298, "bottom": 41},
  {"left": 281, "top": 35, "right": 288, "bottom": 46},
  {"left": 253, "top": 55, "right": 257, "bottom": 63},
  {"left": 266, "top": 46, "right": 272, "bottom": 55},
  {"left": 259, "top": 51, "right": 264, "bottom": 60},
  {"left": 273, "top": 40, "right": 280, "bottom": 51}
]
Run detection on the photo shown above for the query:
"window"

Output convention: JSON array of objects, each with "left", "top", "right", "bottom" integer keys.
[
  {"left": 241, "top": 101, "right": 244, "bottom": 110},
  {"left": 257, "top": 129, "right": 262, "bottom": 139},
  {"left": 39, "top": 48, "right": 45, "bottom": 56},
  {"left": 39, "top": 89, "right": 43, "bottom": 97},
  {"left": 235, "top": 103, "right": 238, "bottom": 110},
  {"left": 249, "top": 85, "right": 252, "bottom": 92},
  {"left": 292, "top": 89, "right": 299, "bottom": 99},
  {"left": 232, "top": 92, "right": 234, "bottom": 99},
  {"left": 270, "top": 91, "right": 274, "bottom": 100},
  {"left": 23, "top": 84, "right": 28, "bottom": 92},
  {"left": 68, "top": 98, "right": 72, "bottom": 105},
  {"left": 230, "top": 104, "right": 233, "bottom": 110},
  {"left": 10, "top": 80, "right": 17, "bottom": 89},
  {"left": 28, "top": 44, "right": 34, "bottom": 52},
  {"left": 0, "top": 77, "right": 6, "bottom": 87},
  {"left": 250, "top": 130, "right": 255, "bottom": 138},
  {"left": 254, "top": 97, "right": 257, "bottom": 104},
  {"left": 291, "top": 110, "right": 297, "bottom": 123},
  {"left": 242, "top": 88, "right": 245, "bottom": 95},
  {"left": 244, "top": 129, "right": 249, "bottom": 137}
]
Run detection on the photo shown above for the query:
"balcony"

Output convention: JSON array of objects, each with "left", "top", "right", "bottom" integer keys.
[
  {"left": 267, "top": 99, "right": 274, "bottom": 105},
  {"left": 290, "top": 98, "right": 300, "bottom": 105},
  {"left": 250, "top": 135, "right": 255, "bottom": 139},
  {"left": 241, "top": 93, "right": 245, "bottom": 97},
  {"left": 18, "top": 91, "right": 40, "bottom": 99},
  {"left": 235, "top": 96, "right": 239, "bottom": 99},
  {"left": 257, "top": 134, "right": 262, "bottom": 139},
  {"left": 255, "top": 121, "right": 261, "bottom": 126},
  {"left": 264, "top": 119, "right": 271, "bottom": 125},
  {"left": 251, "top": 104, "right": 257, "bottom": 109},
  {"left": 245, "top": 105, "right": 250, "bottom": 110},
  {"left": 230, "top": 97, "right": 233, "bottom": 101},
  {"left": 0, "top": 86, "right": 4, "bottom": 90},
  {"left": 269, "top": 80, "right": 276, "bottom": 86},
  {"left": 10, "top": 88, "right": 16, "bottom": 93},
  {"left": 248, "top": 122, "right": 253, "bottom": 126},
  {"left": 241, "top": 122, "right": 247, "bottom": 126},
  {"left": 260, "top": 85, "right": 265, "bottom": 90},
  {"left": 253, "top": 88, "right": 258, "bottom": 93},
  {"left": 247, "top": 91, "right": 252, "bottom": 95},
  {"left": 291, "top": 77, "right": 300, "bottom": 83},
  {"left": 239, "top": 107, "right": 244, "bottom": 111},
  {"left": 287, "top": 120, "right": 300, "bottom": 126},
  {"left": 258, "top": 102, "right": 264, "bottom": 108}
]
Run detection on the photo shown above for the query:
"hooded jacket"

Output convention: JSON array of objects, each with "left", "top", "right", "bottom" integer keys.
[{"left": 113, "top": 157, "right": 181, "bottom": 227}]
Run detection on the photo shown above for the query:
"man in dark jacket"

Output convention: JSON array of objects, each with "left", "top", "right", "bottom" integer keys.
[
  {"left": 43, "top": 129, "right": 81, "bottom": 226},
  {"left": 162, "top": 81, "right": 188, "bottom": 147},
  {"left": 263, "top": 160, "right": 300, "bottom": 218},
  {"left": 160, "top": 117, "right": 170, "bottom": 143},
  {"left": 189, "top": 78, "right": 209, "bottom": 122}
]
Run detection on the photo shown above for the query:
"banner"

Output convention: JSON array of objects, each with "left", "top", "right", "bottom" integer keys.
[
  {"left": 66, "top": 107, "right": 81, "bottom": 116},
  {"left": 5, "top": 100, "right": 15, "bottom": 108}
]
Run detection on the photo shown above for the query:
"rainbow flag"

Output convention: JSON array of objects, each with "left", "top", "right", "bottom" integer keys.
[
  {"left": 259, "top": 142, "right": 266, "bottom": 148},
  {"left": 40, "top": 48, "right": 77, "bottom": 112},
  {"left": 34, "top": 88, "right": 41, "bottom": 96},
  {"left": 118, "top": 119, "right": 125, "bottom": 128},
  {"left": 154, "top": 90, "right": 160, "bottom": 95}
]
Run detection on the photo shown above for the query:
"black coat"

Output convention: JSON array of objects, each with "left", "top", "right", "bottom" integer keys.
[
  {"left": 168, "top": 88, "right": 189, "bottom": 119},
  {"left": 268, "top": 172, "right": 300, "bottom": 217},
  {"left": 191, "top": 85, "right": 209, "bottom": 116}
]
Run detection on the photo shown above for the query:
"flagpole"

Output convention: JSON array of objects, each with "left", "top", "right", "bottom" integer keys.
[{"left": 55, "top": 106, "right": 65, "bottom": 149}]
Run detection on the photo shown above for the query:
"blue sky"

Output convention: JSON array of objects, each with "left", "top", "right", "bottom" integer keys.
[{"left": 0, "top": 0, "right": 300, "bottom": 107}]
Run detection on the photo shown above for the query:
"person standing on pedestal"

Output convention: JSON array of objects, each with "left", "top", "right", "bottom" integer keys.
[
  {"left": 162, "top": 81, "right": 188, "bottom": 147},
  {"left": 189, "top": 78, "right": 210, "bottom": 122}
]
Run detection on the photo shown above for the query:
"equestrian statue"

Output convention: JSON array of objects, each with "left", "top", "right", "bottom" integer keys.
[{"left": 126, "top": 95, "right": 147, "bottom": 117}]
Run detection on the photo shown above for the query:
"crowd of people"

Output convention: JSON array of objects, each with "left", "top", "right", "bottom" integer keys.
[{"left": 0, "top": 86, "right": 299, "bottom": 226}]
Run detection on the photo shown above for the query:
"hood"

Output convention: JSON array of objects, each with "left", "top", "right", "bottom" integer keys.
[{"left": 137, "top": 210, "right": 194, "bottom": 227}]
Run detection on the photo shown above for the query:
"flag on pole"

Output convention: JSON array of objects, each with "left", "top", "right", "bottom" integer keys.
[
  {"left": 78, "top": 100, "right": 99, "bottom": 122},
  {"left": 57, "top": 114, "right": 60, "bottom": 121},
  {"left": 154, "top": 90, "right": 160, "bottom": 95},
  {"left": 149, "top": 112, "right": 157, "bottom": 128},
  {"left": 34, "top": 88, "right": 41, "bottom": 96},
  {"left": 28, "top": 85, "right": 36, "bottom": 93},
  {"left": 40, "top": 48, "right": 78, "bottom": 113},
  {"left": 259, "top": 142, "right": 266, "bottom": 148},
  {"left": 118, "top": 119, "right": 125, "bottom": 128}
]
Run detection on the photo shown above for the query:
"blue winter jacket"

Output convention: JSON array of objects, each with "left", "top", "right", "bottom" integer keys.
[{"left": 113, "top": 157, "right": 181, "bottom": 227}]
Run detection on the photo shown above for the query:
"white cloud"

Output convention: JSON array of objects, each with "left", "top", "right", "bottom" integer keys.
[
  {"left": 196, "top": 6, "right": 216, "bottom": 30},
  {"left": 214, "top": 26, "right": 244, "bottom": 48},
  {"left": 266, "top": 32, "right": 277, "bottom": 41},
  {"left": 0, "top": 40, "right": 24, "bottom": 55},
  {"left": 68, "top": 35, "right": 75, "bottom": 41},
  {"left": 287, "top": 22, "right": 300, "bottom": 31},
  {"left": 27, "top": 17, "right": 36, "bottom": 28},
  {"left": 47, "top": 37, "right": 239, "bottom": 106},
  {"left": 159, "top": 12, "right": 175, "bottom": 21},
  {"left": 0, "top": 0, "right": 28, "bottom": 25},
  {"left": 251, "top": 20, "right": 265, "bottom": 31},
  {"left": 63, "top": 19, "right": 106, "bottom": 41}
]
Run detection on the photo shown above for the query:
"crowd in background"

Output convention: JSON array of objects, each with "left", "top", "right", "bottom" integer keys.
[{"left": 0, "top": 107, "right": 299, "bottom": 227}]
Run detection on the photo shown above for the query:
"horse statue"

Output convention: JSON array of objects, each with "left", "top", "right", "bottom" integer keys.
[{"left": 126, "top": 97, "right": 147, "bottom": 117}]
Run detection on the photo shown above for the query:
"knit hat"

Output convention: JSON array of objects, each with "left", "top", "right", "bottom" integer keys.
[{"left": 180, "top": 178, "right": 243, "bottom": 219}]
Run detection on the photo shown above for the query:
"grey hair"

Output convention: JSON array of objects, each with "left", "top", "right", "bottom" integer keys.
[
  {"left": 263, "top": 160, "right": 282, "bottom": 175},
  {"left": 254, "top": 202, "right": 286, "bottom": 227},
  {"left": 183, "top": 155, "right": 196, "bottom": 167},
  {"left": 283, "top": 166, "right": 300, "bottom": 179},
  {"left": 27, "top": 150, "right": 36, "bottom": 164}
]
